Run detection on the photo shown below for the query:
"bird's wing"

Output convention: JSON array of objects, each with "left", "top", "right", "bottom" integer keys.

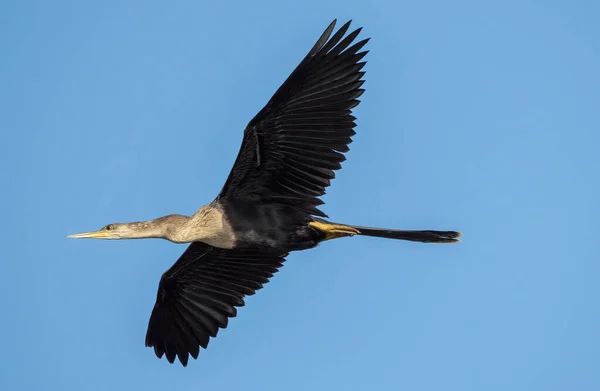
[
  {"left": 217, "top": 20, "right": 369, "bottom": 217},
  {"left": 145, "top": 242, "right": 288, "bottom": 366}
]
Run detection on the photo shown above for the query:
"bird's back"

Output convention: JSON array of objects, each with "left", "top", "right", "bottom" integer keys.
[{"left": 221, "top": 198, "right": 320, "bottom": 252}]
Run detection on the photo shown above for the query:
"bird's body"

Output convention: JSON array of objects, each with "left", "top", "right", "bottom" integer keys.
[
  {"left": 68, "top": 19, "right": 461, "bottom": 366},
  {"left": 220, "top": 200, "right": 320, "bottom": 251},
  {"left": 152, "top": 201, "right": 319, "bottom": 250}
]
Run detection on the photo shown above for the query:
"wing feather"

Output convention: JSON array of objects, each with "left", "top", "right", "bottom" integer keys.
[
  {"left": 145, "top": 242, "right": 287, "bottom": 366},
  {"left": 217, "top": 20, "right": 369, "bottom": 218}
]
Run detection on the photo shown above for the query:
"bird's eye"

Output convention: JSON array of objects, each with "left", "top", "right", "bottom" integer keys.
[{"left": 105, "top": 224, "right": 114, "bottom": 231}]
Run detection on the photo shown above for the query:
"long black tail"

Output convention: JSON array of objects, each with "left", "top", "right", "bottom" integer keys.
[
  {"left": 351, "top": 225, "right": 461, "bottom": 243},
  {"left": 309, "top": 220, "right": 461, "bottom": 243}
]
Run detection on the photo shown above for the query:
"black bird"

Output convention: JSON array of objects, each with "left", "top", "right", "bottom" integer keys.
[{"left": 68, "top": 19, "right": 461, "bottom": 366}]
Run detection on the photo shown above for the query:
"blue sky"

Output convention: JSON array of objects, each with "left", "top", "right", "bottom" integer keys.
[{"left": 1, "top": 0, "right": 599, "bottom": 390}]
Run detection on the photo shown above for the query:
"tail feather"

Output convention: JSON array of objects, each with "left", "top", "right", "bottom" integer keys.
[
  {"left": 309, "top": 219, "right": 461, "bottom": 244},
  {"left": 351, "top": 225, "right": 461, "bottom": 243}
]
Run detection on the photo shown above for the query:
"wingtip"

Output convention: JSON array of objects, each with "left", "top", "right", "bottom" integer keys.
[
  {"left": 178, "top": 353, "right": 189, "bottom": 367},
  {"left": 325, "top": 19, "right": 337, "bottom": 33},
  {"left": 339, "top": 19, "right": 353, "bottom": 31}
]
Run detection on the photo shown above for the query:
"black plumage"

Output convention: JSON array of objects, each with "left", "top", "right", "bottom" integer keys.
[
  {"left": 143, "top": 19, "right": 461, "bottom": 366},
  {"left": 63, "top": 19, "right": 461, "bottom": 366},
  {"left": 146, "top": 243, "right": 287, "bottom": 366},
  {"left": 146, "top": 20, "right": 370, "bottom": 365},
  {"left": 217, "top": 19, "right": 368, "bottom": 218}
]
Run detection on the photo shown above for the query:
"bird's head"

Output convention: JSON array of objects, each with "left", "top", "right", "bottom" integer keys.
[{"left": 66, "top": 223, "right": 141, "bottom": 240}]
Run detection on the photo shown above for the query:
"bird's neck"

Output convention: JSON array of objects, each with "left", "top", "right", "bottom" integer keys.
[
  {"left": 132, "top": 205, "right": 236, "bottom": 247},
  {"left": 183, "top": 204, "right": 237, "bottom": 248},
  {"left": 149, "top": 214, "right": 194, "bottom": 243}
]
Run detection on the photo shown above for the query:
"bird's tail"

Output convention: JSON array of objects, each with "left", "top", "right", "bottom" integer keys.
[{"left": 309, "top": 220, "right": 461, "bottom": 243}]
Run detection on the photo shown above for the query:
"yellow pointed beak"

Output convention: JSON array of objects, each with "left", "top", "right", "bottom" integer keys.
[{"left": 66, "top": 230, "right": 110, "bottom": 239}]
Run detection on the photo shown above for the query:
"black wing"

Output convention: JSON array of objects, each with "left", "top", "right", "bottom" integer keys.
[
  {"left": 145, "top": 242, "right": 288, "bottom": 366},
  {"left": 217, "top": 20, "right": 369, "bottom": 217}
]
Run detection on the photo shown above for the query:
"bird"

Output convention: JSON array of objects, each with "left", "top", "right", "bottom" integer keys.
[{"left": 68, "top": 19, "right": 461, "bottom": 366}]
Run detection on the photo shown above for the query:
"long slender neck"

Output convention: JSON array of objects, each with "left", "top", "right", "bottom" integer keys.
[
  {"left": 125, "top": 214, "right": 192, "bottom": 242},
  {"left": 122, "top": 205, "right": 235, "bottom": 247},
  {"left": 152, "top": 214, "right": 193, "bottom": 242}
]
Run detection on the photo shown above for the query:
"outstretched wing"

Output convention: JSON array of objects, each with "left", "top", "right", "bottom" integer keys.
[
  {"left": 217, "top": 20, "right": 369, "bottom": 217},
  {"left": 145, "top": 242, "right": 288, "bottom": 366}
]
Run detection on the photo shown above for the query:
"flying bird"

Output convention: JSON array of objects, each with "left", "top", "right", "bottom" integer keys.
[{"left": 68, "top": 19, "right": 461, "bottom": 366}]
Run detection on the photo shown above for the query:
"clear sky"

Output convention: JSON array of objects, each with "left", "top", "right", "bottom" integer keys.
[{"left": 1, "top": 0, "right": 599, "bottom": 390}]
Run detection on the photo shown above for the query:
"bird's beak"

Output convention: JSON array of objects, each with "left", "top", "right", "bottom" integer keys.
[{"left": 67, "top": 230, "right": 111, "bottom": 239}]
